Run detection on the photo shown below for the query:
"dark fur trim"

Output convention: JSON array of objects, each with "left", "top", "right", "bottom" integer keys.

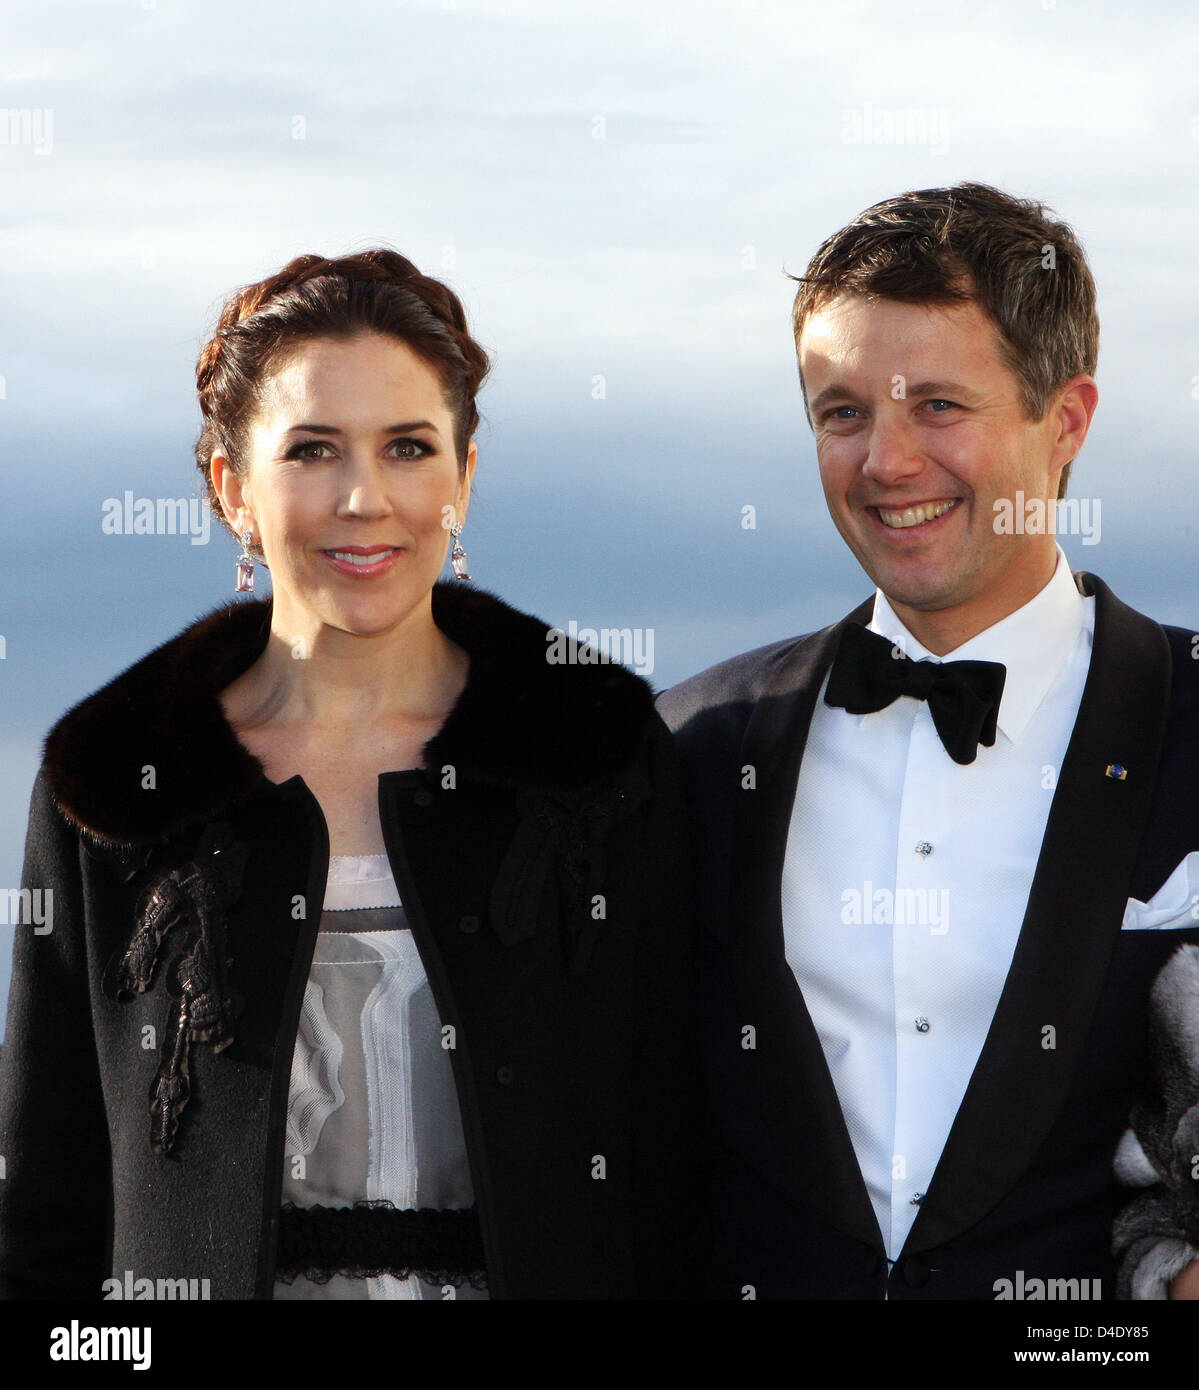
[
  {"left": 1113, "top": 944, "right": 1199, "bottom": 1297},
  {"left": 41, "top": 582, "right": 657, "bottom": 848}
]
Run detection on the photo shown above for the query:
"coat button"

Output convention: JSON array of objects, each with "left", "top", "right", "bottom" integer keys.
[
  {"left": 459, "top": 915, "right": 481, "bottom": 934},
  {"left": 902, "top": 1255, "right": 931, "bottom": 1288},
  {"left": 413, "top": 788, "right": 433, "bottom": 807},
  {"left": 496, "top": 1065, "right": 514, "bottom": 1085}
]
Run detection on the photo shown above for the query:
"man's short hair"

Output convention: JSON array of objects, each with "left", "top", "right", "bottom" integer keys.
[{"left": 789, "top": 182, "right": 1099, "bottom": 498}]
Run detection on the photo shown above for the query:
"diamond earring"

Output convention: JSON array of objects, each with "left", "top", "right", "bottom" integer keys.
[
  {"left": 450, "top": 522, "right": 472, "bottom": 581},
  {"left": 236, "top": 530, "right": 255, "bottom": 593}
]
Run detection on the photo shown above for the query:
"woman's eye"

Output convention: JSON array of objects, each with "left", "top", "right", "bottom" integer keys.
[
  {"left": 285, "top": 439, "right": 432, "bottom": 461},
  {"left": 390, "top": 439, "right": 430, "bottom": 460},
  {"left": 288, "top": 441, "right": 333, "bottom": 460}
]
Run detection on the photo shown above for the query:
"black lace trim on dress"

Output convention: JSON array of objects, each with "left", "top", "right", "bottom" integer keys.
[{"left": 274, "top": 1200, "right": 488, "bottom": 1290}]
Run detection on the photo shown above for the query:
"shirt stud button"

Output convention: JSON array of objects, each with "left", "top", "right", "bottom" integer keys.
[
  {"left": 915, "top": 841, "right": 933, "bottom": 857},
  {"left": 496, "top": 1065, "right": 514, "bottom": 1085},
  {"left": 915, "top": 1017, "right": 931, "bottom": 1033},
  {"left": 459, "top": 915, "right": 481, "bottom": 934},
  {"left": 413, "top": 788, "right": 433, "bottom": 807}
]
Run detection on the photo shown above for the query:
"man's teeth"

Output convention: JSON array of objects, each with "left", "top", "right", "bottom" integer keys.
[
  {"left": 329, "top": 549, "right": 394, "bottom": 565},
  {"left": 876, "top": 499, "right": 959, "bottom": 529}
]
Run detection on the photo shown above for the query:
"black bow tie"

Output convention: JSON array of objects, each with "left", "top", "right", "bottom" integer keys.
[{"left": 824, "top": 622, "right": 1007, "bottom": 765}]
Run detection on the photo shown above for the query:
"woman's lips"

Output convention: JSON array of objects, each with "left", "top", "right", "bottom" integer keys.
[{"left": 322, "top": 546, "right": 400, "bottom": 577}]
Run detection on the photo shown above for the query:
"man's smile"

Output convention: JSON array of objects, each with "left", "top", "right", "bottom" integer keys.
[{"left": 865, "top": 497, "right": 962, "bottom": 532}]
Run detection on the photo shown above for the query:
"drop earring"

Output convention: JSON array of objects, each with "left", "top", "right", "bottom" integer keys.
[
  {"left": 235, "top": 530, "right": 255, "bottom": 593},
  {"left": 450, "top": 522, "right": 472, "bottom": 581}
]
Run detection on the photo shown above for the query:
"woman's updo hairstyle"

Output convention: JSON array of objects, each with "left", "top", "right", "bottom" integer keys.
[{"left": 195, "top": 249, "right": 490, "bottom": 550}]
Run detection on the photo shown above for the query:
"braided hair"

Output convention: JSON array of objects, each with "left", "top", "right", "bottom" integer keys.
[{"left": 194, "top": 249, "right": 491, "bottom": 552}]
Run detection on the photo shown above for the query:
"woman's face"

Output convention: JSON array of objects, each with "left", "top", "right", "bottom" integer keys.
[{"left": 214, "top": 332, "right": 474, "bottom": 637}]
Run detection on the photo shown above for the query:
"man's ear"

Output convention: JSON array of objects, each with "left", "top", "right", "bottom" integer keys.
[{"left": 1050, "top": 375, "right": 1098, "bottom": 478}]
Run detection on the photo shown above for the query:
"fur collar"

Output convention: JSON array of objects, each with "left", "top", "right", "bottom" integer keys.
[{"left": 42, "top": 582, "right": 657, "bottom": 849}]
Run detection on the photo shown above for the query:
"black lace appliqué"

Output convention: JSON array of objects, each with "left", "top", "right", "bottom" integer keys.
[
  {"left": 106, "top": 821, "right": 248, "bottom": 1158},
  {"left": 490, "top": 770, "right": 649, "bottom": 973},
  {"left": 275, "top": 1200, "right": 488, "bottom": 1291}
]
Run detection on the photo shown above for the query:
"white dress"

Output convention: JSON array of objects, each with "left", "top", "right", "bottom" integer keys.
[{"left": 272, "top": 854, "right": 489, "bottom": 1300}]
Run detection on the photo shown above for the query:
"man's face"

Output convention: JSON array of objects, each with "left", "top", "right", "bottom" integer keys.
[{"left": 798, "top": 292, "right": 1080, "bottom": 638}]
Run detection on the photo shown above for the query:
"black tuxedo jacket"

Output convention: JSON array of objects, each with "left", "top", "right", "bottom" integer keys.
[{"left": 658, "top": 570, "right": 1199, "bottom": 1299}]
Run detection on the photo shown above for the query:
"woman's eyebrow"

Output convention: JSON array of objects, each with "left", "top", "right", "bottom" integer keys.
[{"left": 283, "top": 419, "right": 442, "bottom": 435}]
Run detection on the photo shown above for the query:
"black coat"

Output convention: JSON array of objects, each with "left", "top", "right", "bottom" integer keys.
[
  {"left": 659, "top": 569, "right": 1199, "bottom": 1299},
  {"left": 0, "top": 582, "right": 701, "bottom": 1300}
]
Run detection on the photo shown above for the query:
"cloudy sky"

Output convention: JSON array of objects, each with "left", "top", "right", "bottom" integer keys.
[{"left": 2, "top": 0, "right": 1197, "bottom": 1033}]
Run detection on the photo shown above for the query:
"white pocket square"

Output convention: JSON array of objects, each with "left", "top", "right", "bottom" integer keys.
[{"left": 1122, "top": 851, "right": 1199, "bottom": 930}]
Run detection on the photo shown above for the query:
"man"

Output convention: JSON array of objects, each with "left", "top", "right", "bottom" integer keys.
[{"left": 660, "top": 182, "right": 1199, "bottom": 1300}]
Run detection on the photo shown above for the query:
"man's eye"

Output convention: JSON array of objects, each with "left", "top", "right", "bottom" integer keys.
[
  {"left": 926, "top": 399, "right": 958, "bottom": 412},
  {"left": 824, "top": 406, "right": 861, "bottom": 421}
]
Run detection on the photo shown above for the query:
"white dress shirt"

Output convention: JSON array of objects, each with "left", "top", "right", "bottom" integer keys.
[{"left": 780, "top": 545, "right": 1095, "bottom": 1261}]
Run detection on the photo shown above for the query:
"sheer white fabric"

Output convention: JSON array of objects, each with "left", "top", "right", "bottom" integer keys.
[{"left": 273, "top": 853, "right": 486, "bottom": 1300}]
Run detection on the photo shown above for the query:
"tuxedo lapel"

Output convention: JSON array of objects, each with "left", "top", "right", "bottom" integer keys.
[
  {"left": 720, "top": 595, "right": 885, "bottom": 1252},
  {"left": 902, "top": 571, "right": 1173, "bottom": 1256}
]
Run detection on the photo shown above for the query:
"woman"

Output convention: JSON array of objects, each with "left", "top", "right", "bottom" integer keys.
[
  {"left": 0, "top": 250, "right": 700, "bottom": 1299},
  {"left": 1113, "top": 941, "right": 1199, "bottom": 1299}
]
